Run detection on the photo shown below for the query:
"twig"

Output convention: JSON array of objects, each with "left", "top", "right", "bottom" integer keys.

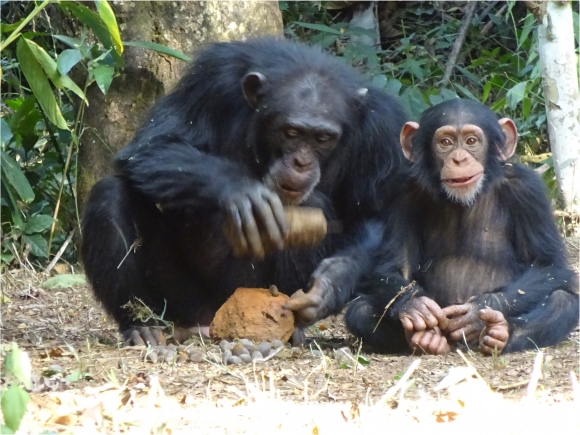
[
  {"left": 440, "top": 1, "right": 478, "bottom": 87},
  {"left": 526, "top": 351, "right": 544, "bottom": 399},
  {"left": 456, "top": 348, "right": 488, "bottom": 385},
  {"left": 373, "top": 280, "right": 416, "bottom": 333},
  {"left": 494, "top": 379, "right": 529, "bottom": 391},
  {"left": 45, "top": 228, "right": 76, "bottom": 274},
  {"left": 376, "top": 358, "right": 421, "bottom": 405},
  {"left": 481, "top": 3, "right": 507, "bottom": 36}
]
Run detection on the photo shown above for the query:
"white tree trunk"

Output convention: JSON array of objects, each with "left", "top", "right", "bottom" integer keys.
[{"left": 536, "top": 1, "right": 580, "bottom": 215}]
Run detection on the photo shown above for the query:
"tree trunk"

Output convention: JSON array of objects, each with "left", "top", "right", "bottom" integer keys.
[
  {"left": 77, "top": 1, "right": 283, "bottom": 207},
  {"left": 527, "top": 1, "right": 580, "bottom": 216}
]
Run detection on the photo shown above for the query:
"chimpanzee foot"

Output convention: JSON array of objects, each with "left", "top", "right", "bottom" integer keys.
[{"left": 122, "top": 326, "right": 166, "bottom": 347}]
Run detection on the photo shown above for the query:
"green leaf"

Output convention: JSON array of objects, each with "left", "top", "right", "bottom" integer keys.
[
  {"left": 57, "top": 49, "right": 83, "bottom": 75},
  {"left": 66, "top": 370, "right": 83, "bottom": 383},
  {"left": 455, "top": 66, "right": 482, "bottom": 87},
  {"left": 0, "top": 424, "right": 15, "bottom": 434},
  {"left": 522, "top": 96, "right": 532, "bottom": 119},
  {"left": 16, "top": 38, "right": 68, "bottom": 130},
  {"left": 22, "top": 233, "right": 48, "bottom": 258},
  {"left": 400, "top": 87, "right": 429, "bottom": 121},
  {"left": 0, "top": 151, "right": 34, "bottom": 203},
  {"left": 24, "top": 214, "right": 54, "bottom": 234},
  {"left": 506, "top": 81, "right": 528, "bottom": 110},
  {"left": 0, "top": 175, "right": 25, "bottom": 228},
  {"left": 293, "top": 21, "right": 343, "bottom": 35},
  {"left": 41, "top": 274, "right": 87, "bottom": 289},
  {"left": 1, "top": 384, "right": 29, "bottom": 432},
  {"left": 357, "top": 355, "right": 370, "bottom": 366},
  {"left": 4, "top": 343, "right": 32, "bottom": 389},
  {"left": 454, "top": 83, "right": 478, "bottom": 101},
  {"left": 372, "top": 75, "right": 387, "bottom": 89},
  {"left": 60, "top": 2, "right": 112, "bottom": 49},
  {"left": 124, "top": 41, "right": 192, "bottom": 62},
  {"left": 518, "top": 13, "right": 536, "bottom": 50},
  {"left": 1, "top": 118, "right": 13, "bottom": 148},
  {"left": 384, "top": 78, "right": 402, "bottom": 96},
  {"left": 482, "top": 82, "right": 492, "bottom": 104},
  {"left": 23, "top": 39, "right": 87, "bottom": 104},
  {"left": 92, "top": 64, "right": 114, "bottom": 95},
  {"left": 95, "top": 0, "right": 123, "bottom": 54}
]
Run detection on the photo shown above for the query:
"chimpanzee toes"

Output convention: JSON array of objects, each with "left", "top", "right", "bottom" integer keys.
[
  {"left": 122, "top": 327, "right": 165, "bottom": 347},
  {"left": 291, "top": 327, "right": 307, "bottom": 347}
]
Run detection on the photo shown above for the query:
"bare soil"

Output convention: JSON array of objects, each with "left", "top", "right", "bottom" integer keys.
[{"left": 1, "top": 268, "right": 579, "bottom": 434}]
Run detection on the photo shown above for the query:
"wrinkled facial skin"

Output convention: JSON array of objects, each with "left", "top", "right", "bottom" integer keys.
[
  {"left": 245, "top": 72, "right": 346, "bottom": 205},
  {"left": 433, "top": 124, "right": 487, "bottom": 206}
]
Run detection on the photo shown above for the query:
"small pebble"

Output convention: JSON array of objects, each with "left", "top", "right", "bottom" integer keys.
[
  {"left": 164, "top": 349, "right": 176, "bottom": 363},
  {"left": 239, "top": 354, "right": 252, "bottom": 364},
  {"left": 167, "top": 344, "right": 177, "bottom": 350},
  {"left": 219, "top": 340, "right": 232, "bottom": 352},
  {"left": 227, "top": 356, "right": 243, "bottom": 365},
  {"left": 177, "top": 353, "right": 189, "bottom": 364},
  {"left": 271, "top": 340, "right": 284, "bottom": 349},
  {"left": 268, "top": 348, "right": 278, "bottom": 357},
  {"left": 188, "top": 351, "right": 203, "bottom": 363},
  {"left": 239, "top": 339, "right": 257, "bottom": 352},
  {"left": 177, "top": 345, "right": 187, "bottom": 352},
  {"left": 222, "top": 350, "right": 232, "bottom": 364},
  {"left": 257, "top": 342, "right": 271, "bottom": 356},
  {"left": 251, "top": 351, "right": 263, "bottom": 361},
  {"left": 232, "top": 343, "right": 249, "bottom": 356},
  {"left": 146, "top": 351, "right": 159, "bottom": 363}
]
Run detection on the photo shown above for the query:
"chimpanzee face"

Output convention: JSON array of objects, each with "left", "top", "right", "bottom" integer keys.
[
  {"left": 242, "top": 71, "right": 358, "bottom": 205},
  {"left": 400, "top": 100, "right": 518, "bottom": 206}
]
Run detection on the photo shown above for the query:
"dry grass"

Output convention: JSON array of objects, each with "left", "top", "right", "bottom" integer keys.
[{"left": 1, "top": 268, "right": 579, "bottom": 434}]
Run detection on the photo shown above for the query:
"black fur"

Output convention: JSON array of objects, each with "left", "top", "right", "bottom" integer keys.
[
  {"left": 81, "top": 38, "right": 408, "bottom": 336},
  {"left": 346, "top": 99, "right": 579, "bottom": 353}
]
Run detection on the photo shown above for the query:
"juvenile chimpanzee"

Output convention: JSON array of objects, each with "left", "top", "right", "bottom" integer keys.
[
  {"left": 81, "top": 38, "right": 408, "bottom": 346},
  {"left": 346, "top": 99, "right": 579, "bottom": 355}
]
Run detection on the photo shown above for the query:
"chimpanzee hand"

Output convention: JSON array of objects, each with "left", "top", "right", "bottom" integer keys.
[
  {"left": 122, "top": 326, "right": 166, "bottom": 347},
  {"left": 399, "top": 296, "right": 449, "bottom": 333},
  {"left": 283, "top": 257, "right": 351, "bottom": 327},
  {"left": 222, "top": 183, "right": 288, "bottom": 258},
  {"left": 478, "top": 308, "right": 509, "bottom": 355},
  {"left": 441, "top": 302, "right": 485, "bottom": 344},
  {"left": 406, "top": 326, "right": 451, "bottom": 355}
]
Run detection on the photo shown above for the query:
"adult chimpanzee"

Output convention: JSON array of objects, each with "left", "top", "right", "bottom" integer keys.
[
  {"left": 345, "top": 99, "right": 579, "bottom": 355},
  {"left": 81, "top": 38, "right": 408, "bottom": 346}
]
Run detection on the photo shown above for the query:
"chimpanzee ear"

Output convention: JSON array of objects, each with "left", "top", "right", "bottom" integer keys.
[
  {"left": 400, "top": 122, "right": 420, "bottom": 162},
  {"left": 242, "top": 72, "right": 267, "bottom": 108},
  {"left": 498, "top": 118, "right": 518, "bottom": 161}
]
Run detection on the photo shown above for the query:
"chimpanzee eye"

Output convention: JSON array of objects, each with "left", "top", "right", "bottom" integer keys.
[
  {"left": 441, "top": 138, "right": 453, "bottom": 147},
  {"left": 466, "top": 137, "right": 477, "bottom": 145},
  {"left": 316, "top": 133, "right": 332, "bottom": 143},
  {"left": 284, "top": 128, "right": 299, "bottom": 138}
]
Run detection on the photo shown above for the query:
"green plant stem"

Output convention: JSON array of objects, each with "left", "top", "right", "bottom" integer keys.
[{"left": 0, "top": 1, "right": 50, "bottom": 52}]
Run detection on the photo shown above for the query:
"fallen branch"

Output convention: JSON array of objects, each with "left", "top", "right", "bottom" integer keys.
[{"left": 45, "top": 228, "right": 76, "bottom": 274}]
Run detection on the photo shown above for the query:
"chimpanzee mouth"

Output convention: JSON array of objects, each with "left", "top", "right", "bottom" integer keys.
[{"left": 443, "top": 172, "right": 482, "bottom": 187}]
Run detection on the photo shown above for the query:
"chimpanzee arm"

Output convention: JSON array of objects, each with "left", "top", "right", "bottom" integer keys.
[{"left": 471, "top": 165, "right": 577, "bottom": 315}]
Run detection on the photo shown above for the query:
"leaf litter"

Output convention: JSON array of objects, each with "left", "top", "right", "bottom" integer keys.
[{"left": 1, "top": 268, "right": 578, "bottom": 434}]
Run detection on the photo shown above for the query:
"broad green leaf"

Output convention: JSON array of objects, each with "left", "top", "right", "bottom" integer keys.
[
  {"left": 42, "top": 274, "right": 87, "bottom": 289},
  {"left": 4, "top": 343, "right": 32, "bottom": 389},
  {"left": 66, "top": 370, "right": 83, "bottom": 383},
  {"left": 23, "top": 39, "right": 87, "bottom": 104},
  {"left": 0, "top": 151, "right": 34, "bottom": 203},
  {"left": 518, "top": 13, "right": 536, "bottom": 50},
  {"left": 16, "top": 38, "right": 68, "bottom": 129},
  {"left": 357, "top": 355, "right": 370, "bottom": 366},
  {"left": 92, "top": 64, "right": 114, "bottom": 95},
  {"left": 482, "top": 82, "right": 492, "bottom": 104},
  {"left": 24, "top": 214, "right": 54, "bottom": 234},
  {"left": 22, "top": 233, "right": 48, "bottom": 258},
  {"left": 57, "top": 49, "right": 83, "bottom": 75},
  {"left": 124, "top": 41, "right": 192, "bottom": 62},
  {"left": 454, "top": 83, "right": 478, "bottom": 101},
  {"left": 522, "top": 96, "right": 532, "bottom": 119},
  {"left": 0, "top": 176, "right": 25, "bottom": 228},
  {"left": 384, "top": 78, "right": 402, "bottom": 96},
  {"left": 1, "top": 384, "right": 29, "bottom": 432},
  {"left": 371, "top": 74, "right": 387, "bottom": 89},
  {"left": 293, "top": 22, "right": 343, "bottom": 35},
  {"left": 455, "top": 66, "right": 482, "bottom": 87},
  {"left": 400, "top": 87, "right": 429, "bottom": 121},
  {"left": 1, "top": 20, "right": 24, "bottom": 34},
  {"left": 1, "top": 118, "right": 13, "bottom": 148},
  {"left": 506, "top": 81, "right": 528, "bottom": 110},
  {"left": 95, "top": 0, "right": 123, "bottom": 54}
]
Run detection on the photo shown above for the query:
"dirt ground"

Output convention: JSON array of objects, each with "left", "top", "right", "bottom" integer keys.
[{"left": 1, "top": 268, "right": 579, "bottom": 434}]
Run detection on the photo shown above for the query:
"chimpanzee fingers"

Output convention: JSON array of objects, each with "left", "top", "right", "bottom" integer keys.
[
  {"left": 487, "top": 327, "right": 509, "bottom": 342},
  {"left": 400, "top": 311, "right": 427, "bottom": 331},
  {"left": 422, "top": 298, "right": 449, "bottom": 330},
  {"left": 478, "top": 308, "right": 508, "bottom": 327},
  {"left": 151, "top": 328, "right": 166, "bottom": 347},
  {"left": 441, "top": 303, "right": 470, "bottom": 319},
  {"left": 400, "top": 316, "right": 415, "bottom": 332},
  {"left": 436, "top": 336, "right": 451, "bottom": 355},
  {"left": 262, "top": 189, "right": 288, "bottom": 238},
  {"left": 283, "top": 290, "right": 319, "bottom": 311},
  {"left": 252, "top": 191, "right": 285, "bottom": 250},
  {"left": 238, "top": 198, "right": 265, "bottom": 258},
  {"left": 480, "top": 336, "right": 507, "bottom": 356},
  {"left": 448, "top": 324, "right": 479, "bottom": 343},
  {"left": 226, "top": 205, "right": 249, "bottom": 255}
]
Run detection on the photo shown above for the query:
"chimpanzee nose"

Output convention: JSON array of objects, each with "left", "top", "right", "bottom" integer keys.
[{"left": 291, "top": 153, "right": 314, "bottom": 172}]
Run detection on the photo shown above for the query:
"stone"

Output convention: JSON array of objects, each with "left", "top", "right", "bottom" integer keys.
[
  {"left": 257, "top": 342, "right": 272, "bottom": 357},
  {"left": 210, "top": 288, "right": 295, "bottom": 343}
]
